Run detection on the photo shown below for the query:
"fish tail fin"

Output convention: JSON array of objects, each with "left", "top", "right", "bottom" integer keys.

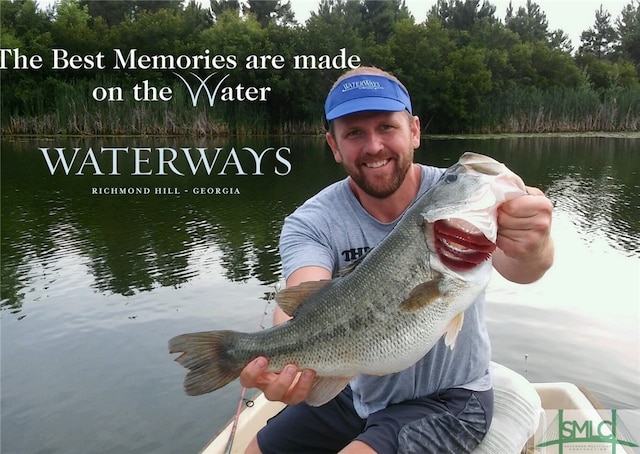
[{"left": 169, "top": 330, "right": 241, "bottom": 396}]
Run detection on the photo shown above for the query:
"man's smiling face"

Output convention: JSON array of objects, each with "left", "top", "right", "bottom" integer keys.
[{"left": 326, "top": 110, "right": 420, "bottom": 199}]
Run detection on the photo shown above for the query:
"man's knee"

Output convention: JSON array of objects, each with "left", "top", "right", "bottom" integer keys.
[{"left": 244, "top": 436, "right": 262, "bottom": 454}]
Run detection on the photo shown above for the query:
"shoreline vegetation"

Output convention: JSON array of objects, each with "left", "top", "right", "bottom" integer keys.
[
  {"left": 2, "top": 0, "right": 640, "bottom": 136},
  {"left": 4, "top": 82, "right": 639, "bottom": 136},
  {"left": 7, "top": 131, "right": 640, "bottom": 140}
]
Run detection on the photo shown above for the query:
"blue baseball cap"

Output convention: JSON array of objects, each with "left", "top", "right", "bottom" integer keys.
[{"left": 324, "top": 74, "right": 413, "bottom": 121}]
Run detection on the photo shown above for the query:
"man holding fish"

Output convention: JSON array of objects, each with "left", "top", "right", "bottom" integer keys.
[
  {"left": 235, "top": 66, "right": 554, "bottom": 454},
  {"left": 165, "top": 66, "right": 554, "bottom": 452}
]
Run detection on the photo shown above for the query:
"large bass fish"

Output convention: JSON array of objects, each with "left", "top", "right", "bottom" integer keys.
[{"left": 169, "top": 152, "right": 527, "bottom": 406}]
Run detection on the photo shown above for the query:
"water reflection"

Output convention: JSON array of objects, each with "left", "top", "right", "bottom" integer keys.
[
  {"left": 419, "top": 136, "right": 640, "bottom": 256},
  {"left": 1, "top": 136, "right": 339, "bottom": 309},
  {"left": 549, "top": 172, "right": 638, "bottom": 256},
  {"left": 1, "top": 135, "right": 638, "bottom": 312}
]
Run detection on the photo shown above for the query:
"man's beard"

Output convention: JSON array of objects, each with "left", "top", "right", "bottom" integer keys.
[{"left": 346, "top": 152, "right": 414, "bottom": 199}]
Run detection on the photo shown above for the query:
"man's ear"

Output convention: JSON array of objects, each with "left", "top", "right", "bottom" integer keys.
[
  {"left": 326, "top": 132, "right": 343, "bottom": 163},
  {"left": 411, "top": 115, "right": 421, "bottom": 149}
]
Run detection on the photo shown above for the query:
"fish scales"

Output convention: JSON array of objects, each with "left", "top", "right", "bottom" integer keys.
[
  {"left": 169, "top": 152, "right": 528, "bottom": 404},
  {"left": 256, "top": 228, "right": 433, "bottom": 374}
]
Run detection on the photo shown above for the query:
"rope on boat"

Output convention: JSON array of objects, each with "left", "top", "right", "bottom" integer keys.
[{"left": 224, "top": 282, "right": 281, "bottom": 454}]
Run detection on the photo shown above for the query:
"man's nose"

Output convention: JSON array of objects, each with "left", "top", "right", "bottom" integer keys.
[{"left": 362, "top": 132, "right": 384, "bottom": 154}]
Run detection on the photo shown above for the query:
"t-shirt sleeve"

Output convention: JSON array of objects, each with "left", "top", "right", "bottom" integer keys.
[{"left": 279, "top": 204, "right": 336, "bottom": 280}]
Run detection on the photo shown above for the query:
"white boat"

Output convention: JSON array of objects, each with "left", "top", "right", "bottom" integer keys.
[{"left": 201, "top": 362, "right": 628, "bottom": 454}]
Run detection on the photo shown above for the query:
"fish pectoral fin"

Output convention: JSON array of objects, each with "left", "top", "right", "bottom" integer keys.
[
  {"left": 399, "top": 278, "right": 444, "bottom": 312},
  {"left": 443, "top": 312, "right": 465, "bottom": 349},
  {"left": 276, "top": 280, "right": 331, "bottom": 317},
  {"left": 305, "top": 376, "right": 353, "bottom": 407}
]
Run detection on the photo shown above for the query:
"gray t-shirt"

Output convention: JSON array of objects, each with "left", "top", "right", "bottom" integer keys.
[{"left": 279, "top": 164, "right": 492, "bottom": 418}]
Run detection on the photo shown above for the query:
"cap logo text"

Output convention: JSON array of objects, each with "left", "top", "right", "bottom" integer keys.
[{"left": 341, "top": 79, "right": 383, "bottom": 92}]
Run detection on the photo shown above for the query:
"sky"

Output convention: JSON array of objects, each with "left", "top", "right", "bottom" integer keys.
[{"left": 34, "top": 0, "right": 632, "bottom": 50}]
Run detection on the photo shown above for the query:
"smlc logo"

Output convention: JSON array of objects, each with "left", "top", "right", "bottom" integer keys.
[
  {"left": 173, "top": 72, "right": 271, "bottom": 107},
  {"left": 536, "top": 409, "right": 640, "bottom": 453}
]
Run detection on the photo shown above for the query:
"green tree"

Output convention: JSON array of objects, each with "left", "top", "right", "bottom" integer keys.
[
  {"left": 505, "top": 0, "right": 549, "bottom": 42},
  {"left": 361, "top": 0, "right": 410, "bottom": 44},
  {"left": 299, "top": 0, "right": 380, "bottom": 122},
  {"left": 463, "top": 18, "right": 521, "bottom": 91},
  {"left": 310, "top": 0, "right": 371, "bottom": 40},
  {"left": 0, "top": 0, "right": 55, "bottom": 115},
  {"left": 430, "top": 0, "right": 498, "bottom": 32},
  {"left": 79, "top": 0, "right": 133, "bottom": 26},
  {"left": 577, "top": 53, "right": 638, "bottom": 91},
  {"left": 465, "top": 10, "right": 518, "bottom": 49},
  {"left": 210, "top": 0, "right": 241, "bottom": 20},
  {"left": 98, "top": 4, "right": 215, "bottom": 91},
  {"left": 444, "top": 46, "right": 492, "bottom": 130},
  {"left": 504, "top": 1, "right": 571, "bottom": 51},
  {"left": 245, "top": 0, "right": 295, "bottom": 27},
  {"left": 182, "top": 0, "right": 214, "bottom": 39},
  {"left": 52, "top": 0, "right": 102, "bottom": 56},
  {"left": 506, "top": 41, "right": 582, "bottom": 89},
  {"left": 387, "top": 16, "right": 491, "bottom": 132},
  {"left": 529, "top": 41, "right": 582, "bottom": 89},
  {"left": 616, "top": 0, "right": 640, "bottom": 67},
  {"left": 305, "top": 0, "right": 372, "bottom": 66},
  {"left": 580, "top": 5, "right": 618, "bottom": 59},
  {"left": 198, "top": 11, "right": 272, "bottom": 129},
  {"left": 549, "top": 29, "right": 572, "bottom": 53},
  {"left": 387, "top": 17, "right": 455, "bottom": 130},
  {"left": 79, "top": 0, "right": 182, "bottom": 26},
  {"left": 0, "top": 0, "right": 52, "bottom": 57}
]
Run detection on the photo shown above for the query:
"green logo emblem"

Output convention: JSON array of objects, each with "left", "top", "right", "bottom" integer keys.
[{"left": 537, "top": 409, "right": 639, "bottom": 453}]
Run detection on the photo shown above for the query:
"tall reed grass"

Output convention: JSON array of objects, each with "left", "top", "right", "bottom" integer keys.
[
  {"left": 480, "top": 86, "right": 640, "bottom": 133},
  {"left": 3, "top": 78, "right": 639, "bottom": 135},
  {"left": 2, "top": 76, "right": 324, "bottom": 136}
]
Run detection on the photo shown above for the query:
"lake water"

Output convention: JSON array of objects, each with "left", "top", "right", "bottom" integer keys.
[{"left": 1, "top": 135, "right": 639, "bottom": 453}]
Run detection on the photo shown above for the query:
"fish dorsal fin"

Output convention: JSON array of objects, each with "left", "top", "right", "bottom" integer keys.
[
  {"left": 399, "top": 276, "right": 444, "bottom": 312},
  {"left": 337, "top": 260, "right": 358, "bottom": 277},
  {"left": 337, "top": 247, "right": 372, "bottom": 277},
  {"left": 443, "top": 312, "right": 465, "bottom": 349},
  {"left": 305, "top": 376, "right": 353, "bottom": 407},
  {"left": 276, "top": 280, "right": 331, "bottom": 317}
]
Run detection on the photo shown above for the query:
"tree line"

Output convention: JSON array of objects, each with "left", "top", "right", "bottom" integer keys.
[{"left": 1, "top": 0, "right": 639, "bottom": 135}]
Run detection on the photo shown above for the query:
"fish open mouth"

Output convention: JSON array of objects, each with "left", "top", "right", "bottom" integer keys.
[{"left": 433, "top": 219, "right": 496, "bottom": 271}]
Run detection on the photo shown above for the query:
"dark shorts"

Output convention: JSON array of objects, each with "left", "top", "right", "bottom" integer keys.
[{"left": 256, "top": 386, "right": 493, "bottom": 454}]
